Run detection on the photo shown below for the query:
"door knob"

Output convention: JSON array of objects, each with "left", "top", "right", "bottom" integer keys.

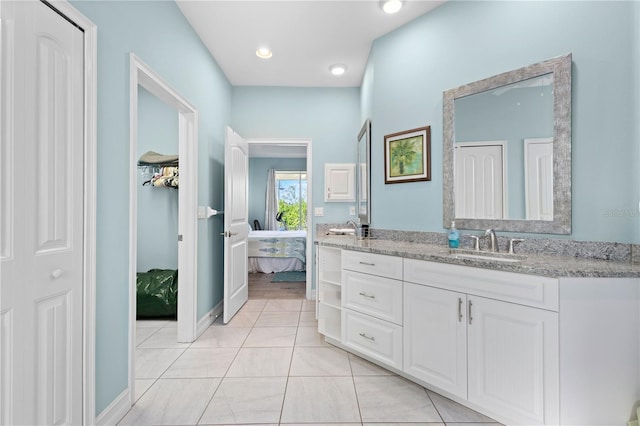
[{"left": 51, "top": 269, "right": 64, "bottom": 279}]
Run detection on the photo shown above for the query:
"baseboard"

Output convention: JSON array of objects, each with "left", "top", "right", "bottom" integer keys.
[
  {"left": 95, "top": 388, "right": 130, "bottom": 426},
  {"left": 196, "top": 300, "right": 223, "bottom": 338}
]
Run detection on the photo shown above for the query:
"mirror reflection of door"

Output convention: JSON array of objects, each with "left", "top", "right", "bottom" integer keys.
[
  {"left": 524, "top": 137, "right": 553, "bottom": 220},
  {"left": 454, "top": 142, "right": 505, "bottom": 219}
]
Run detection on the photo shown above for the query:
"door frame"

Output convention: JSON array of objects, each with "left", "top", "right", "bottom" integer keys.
[
  {"left": 246, "top": 138, "right": 313, "bottom": 299},
  {"left": 128, "top": 54, "right": 199, "bottom": 403},
  {"left": 31, "top": 2, "right": 99, "bottom": 424}
]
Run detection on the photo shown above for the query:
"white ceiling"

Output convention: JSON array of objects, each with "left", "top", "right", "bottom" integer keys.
[{"left": 176, "top": 0, "right": 445, "bottom": 88}]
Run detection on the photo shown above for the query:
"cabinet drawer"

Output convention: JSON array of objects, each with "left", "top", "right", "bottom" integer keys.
[
  {"left": 343, "top": 270, "right": 403, "bottom": 325},
  {"left": 342, "top": 250, "right": 403, "bottom": 280},
  {"left": 404, "top": 258, "right": 559, "bottom": 311},
  {"left": 342, "top": 309, "right": 402, "bottom": 369}
]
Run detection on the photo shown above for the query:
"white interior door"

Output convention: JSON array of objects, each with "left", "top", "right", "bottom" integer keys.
[
  {"left": 454, "top": 143, "right": 504, "bottom": 219},
  {"left": 1, "top": 2, "right": 84, "bottom": 424},
  {"left": 223, "top": 126, "right": 249, "bottom": 323},
  {"left": 524, "top": 137, "right": 553, "bottom": 220}
]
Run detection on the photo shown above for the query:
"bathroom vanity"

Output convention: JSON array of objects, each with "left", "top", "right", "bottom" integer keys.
[{"left": 315, "top": 235, "right": 640, "bottom": 426}]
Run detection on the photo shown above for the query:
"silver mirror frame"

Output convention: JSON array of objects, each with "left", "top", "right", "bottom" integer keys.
[
  {"left": 443, "top": 53, "right": 572, "bottom": 234},
  {"left": 357, "top": 119, "right": 371, "bottom": 225}
]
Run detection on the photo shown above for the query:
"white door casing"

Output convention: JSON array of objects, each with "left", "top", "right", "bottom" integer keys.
[
  {"left": 128, "top": 53, "right": 199, "bottom": 406},
  {"left": 454, "top": 142, "right": 505, "bottom": 219},
  {"left": 0, "top": 1, "right": 94, "bottom": 424},
  {"left": 223, "top": 126, "right": 249, "bottom": 323},
  {"left": 524, "top": 137, "right": 553, "bottom": 220}
]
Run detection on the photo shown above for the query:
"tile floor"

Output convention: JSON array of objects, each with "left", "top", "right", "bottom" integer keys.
[{"left": 123, "top": 299, "right": 500, "bottom": 425}]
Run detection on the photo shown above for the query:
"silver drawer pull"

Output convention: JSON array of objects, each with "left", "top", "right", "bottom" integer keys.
[
  {"left": 359, "top": 292, "right": 376, "bottom": 299},
  {"left": 359, "top": 261, "right": 375, "bottom": 266},
  {"left": 458, "top": 297, "right": 463, "bottom": 322},
  {"left": 359, "top": 332, "right": 376, "bottom": 341}
]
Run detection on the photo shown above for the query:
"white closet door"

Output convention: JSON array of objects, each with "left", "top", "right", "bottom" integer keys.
[{"left": 1, "top": 1, "right": 84, "bottom": 425}]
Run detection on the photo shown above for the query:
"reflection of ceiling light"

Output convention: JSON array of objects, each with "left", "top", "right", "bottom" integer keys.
[
  {"left": 329, "top": 64, "right": 347, "bottom": 76},
  {"left": 381, "top": 0, "right": 403, "bottom": 14},
  {"left": 256, "top": 47, "right": 272, "bottom": 59}
]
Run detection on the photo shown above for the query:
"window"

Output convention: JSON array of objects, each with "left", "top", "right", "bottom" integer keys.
[{"left": 276, "top": 171, "right": 307, "bottom": 230}]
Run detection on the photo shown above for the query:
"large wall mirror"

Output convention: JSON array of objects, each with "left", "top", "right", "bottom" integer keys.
[
  {"left": 357, "top": 119, "right": 371, "bottom": 225},
  {"left": 443, "top": 54, "right": 572, "bottom": 234}
]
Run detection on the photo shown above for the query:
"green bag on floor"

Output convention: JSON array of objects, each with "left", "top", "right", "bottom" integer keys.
[{"left": 136, "top": 269, "right": 178, "bottom": 318}]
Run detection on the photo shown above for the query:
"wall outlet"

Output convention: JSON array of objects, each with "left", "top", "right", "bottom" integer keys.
[
  {"left": 349, "top": 205, "right": 356, "bottom": 215},
  {"left": 314, "top": 207, "right": 324, "bottom": 217}
]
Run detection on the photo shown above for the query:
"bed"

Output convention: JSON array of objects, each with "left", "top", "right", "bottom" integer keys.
[{"left": 247, "top": 230, "right": 307, "bottom": 273}]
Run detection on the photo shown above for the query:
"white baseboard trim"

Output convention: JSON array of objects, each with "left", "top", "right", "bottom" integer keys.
[
  {"left": 95, "top": 388, "right": 131, "bottom": 426},
  {"left": 196, "top": 300, "right": 223, "bottom": 338}
]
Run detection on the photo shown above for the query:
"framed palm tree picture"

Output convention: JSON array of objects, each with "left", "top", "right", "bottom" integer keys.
[{"left": 384, "top": 125, "right": 431, "bottom": 184}]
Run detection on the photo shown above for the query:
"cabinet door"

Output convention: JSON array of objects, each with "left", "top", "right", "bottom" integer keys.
[
  {"left": 467, "top": 296, "right": 558, "bottom": 425},
  {"left": 324, "top": 163, "right": 355, "bottom": 202},
  {"left": 403, "top": 283, "right": 467, "bottom": 399}
]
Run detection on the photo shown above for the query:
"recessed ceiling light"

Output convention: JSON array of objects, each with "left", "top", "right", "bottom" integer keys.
[
  {"left": 381, "top": 0, "right": 403, "bottom": 14},
  {"left": 329, "top": 64, "right": 347, "bottom": 76},
  {"left": 256, "top": 47, "right": 273, "bottom": 59}
]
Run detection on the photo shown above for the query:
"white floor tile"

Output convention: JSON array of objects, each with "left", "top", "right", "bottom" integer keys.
[
  {"left": 427, "top": 390, "right": 496, "bottom": 423},
  {"left": 348, "top": 353, "right": 394, "bottom": 376},
  {"left": 290, "top": 346, "right": 351, "bottom": 376},
  {"left": 295, "top": 326, "right": 330, "bottom": 347},
  {"left": 136, "top": 320, "right": 171, "bottom": 328},
  {"left": 301, "top": 299, "right": 316, "bottom": 311},
  {"left": 137, "top": 327, "right": 189, "bottom": 349},
  {"left": 134, "top": 379, "right": 155, "bottom": 402},
  {"left": 255, "top": 311, "right": 300, "bottom": 327},
  {"left": 226, "top": 347, "right": 293, "bottom": 377},
  {"left": 243, "top": 326, "right": 297, "bottom": 347},
  {"left": 263, "top": 299, "right": 303, "bottom": 312},
  {"left": 281, "top": 377, "right": 361, "bottom": 423},
  {"left": 191, "top": 326, "right": 251, "bottom": 348},
  {"left": 213, "top": 310, "right": 260, "bottom": 327},
  {"left": 199, "top": 377, "right": 287, "bottom": 424},
  {"left": 239, "top": 299, "right": 267, "bottom": 311},
  {"left": 136, "top": 327, "right": 160, "bottom": 347},
  {"left": 297, "top": 311, "right": 318, "bottom": 327},
  {"left": 163, "top": 347, "right": 239, "bottom": 378},
  {"left": 354, "top": 376, "right": 441, "bottom": 423},
  {"left": 135, "top": 348, "right": 186, "bottom": 379},
  {"left": 119, "top": 378, "right": 220, "bottom": 425}
]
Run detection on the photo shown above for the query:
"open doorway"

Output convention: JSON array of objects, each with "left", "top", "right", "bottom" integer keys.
[
  {"left": 128, "top": 54, "right": 198, "bottom": 406},
  {"left": 246, "top": 139, "right": 313, "bottom": 300}
]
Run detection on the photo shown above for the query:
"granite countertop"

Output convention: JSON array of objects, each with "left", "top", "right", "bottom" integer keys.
[{"left": 316, "top": 235, "right": 640, "bottom": 278}]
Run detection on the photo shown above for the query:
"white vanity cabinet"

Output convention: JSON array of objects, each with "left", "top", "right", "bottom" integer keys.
[
  {"left": 404, "top": 258, "right": 559, "bottom": 425},
  {"left": 317, "top": 243, "right": 640, "bottom": 426},
  {"left": 341, "top": 251, "right": 403, "bottom": 369}
]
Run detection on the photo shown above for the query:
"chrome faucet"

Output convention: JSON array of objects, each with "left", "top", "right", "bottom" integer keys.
[
  {"left": 346, "top": 220, "right": 359, "bottom": 230},
  {"left": 485, "top": 229, "right": 499, "bottom": 252}
]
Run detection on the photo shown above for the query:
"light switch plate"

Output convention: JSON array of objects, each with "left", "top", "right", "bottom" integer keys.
[
  {"left": 349, "top": 205, "right": 356, "bottom": 215},
  {"left": 314, "top": 207, "right": 324, "bottom": 217}
]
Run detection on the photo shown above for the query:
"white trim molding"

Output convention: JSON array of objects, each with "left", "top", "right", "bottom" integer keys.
[{"left": 196, "top": 301, "right": 224, "bottom": 337}]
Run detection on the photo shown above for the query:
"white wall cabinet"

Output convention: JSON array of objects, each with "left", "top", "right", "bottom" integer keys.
[{"left": 324, "top": 163, "right": 355, "bottom": 202}]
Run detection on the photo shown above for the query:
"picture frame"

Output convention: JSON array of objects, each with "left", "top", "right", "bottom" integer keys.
[{"left": 384, "top": 125, "right": 431, "bottom": 184}]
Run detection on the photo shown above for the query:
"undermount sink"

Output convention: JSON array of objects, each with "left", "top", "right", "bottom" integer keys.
[{"left": 449, "top": 249, "right": 525, "bottom": 263}]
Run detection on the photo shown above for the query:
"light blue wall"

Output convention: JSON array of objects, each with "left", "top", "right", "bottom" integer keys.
[
  {"left": 136, "top": 86, "right": 179, "bottom": 271},
  {"left": 70, "top": 0, "right": 231, "bottom": 415},
  {"left": 231, "top": 87, "right": 361, "bottom": 234},
  {"left": 249, "top": 158, "right": 308, "bottom": 228},
  {"left": 364, "top": 0, "right": 640, "bottom": 243}
]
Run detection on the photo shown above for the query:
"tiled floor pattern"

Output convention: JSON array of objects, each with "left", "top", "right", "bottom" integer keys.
[{"left": 123, "top": 299, "right": 500, "bottom": 425}]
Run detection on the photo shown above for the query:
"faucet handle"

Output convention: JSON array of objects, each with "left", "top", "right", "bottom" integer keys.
[
  {"left": 508, "top": 238, "right": 525, "bottom": 254},
  {"left": 465, "top": 234, "right": 481, "bottom": 251}
]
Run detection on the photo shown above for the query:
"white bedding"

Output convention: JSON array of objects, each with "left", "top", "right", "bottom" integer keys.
[{"left": 247, "top": 230, "right": 307, "bottom": 273}]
